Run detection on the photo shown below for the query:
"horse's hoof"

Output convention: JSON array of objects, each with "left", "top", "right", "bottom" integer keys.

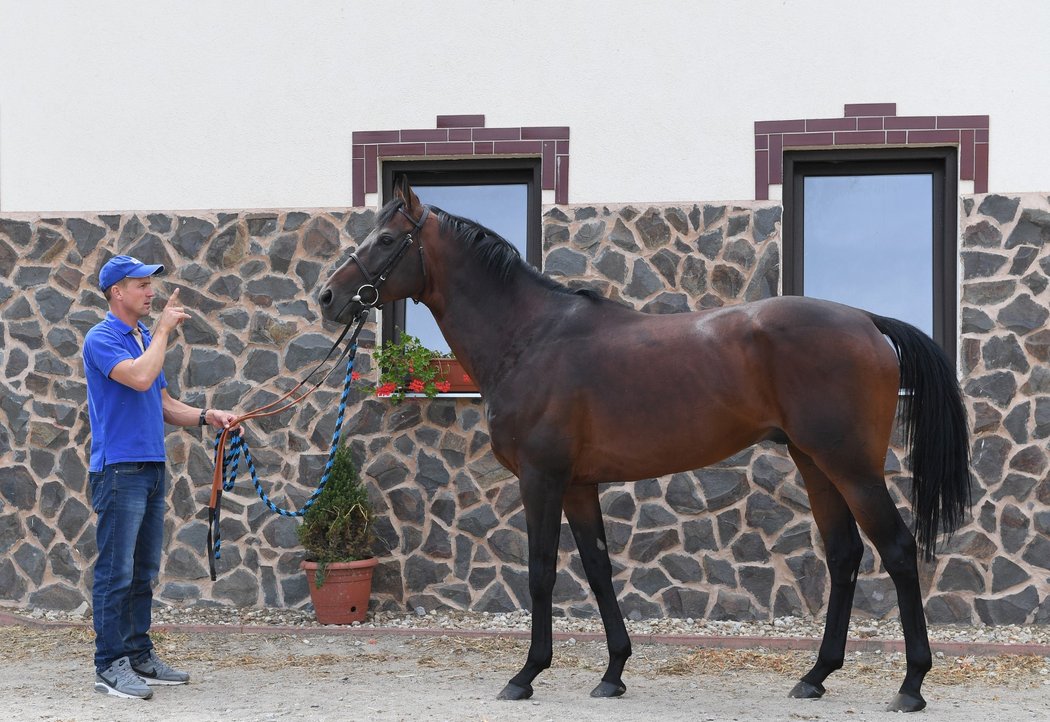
[
  {"left": 788, "top": 680, "right": 825, "bottom": 699},
  {"left": 590, "top": 680, "right": 626, "bottom": 698},
  {"left": 497, "top": 682, "right": 533, "bottom": 701},
  {"left": 887, "top": 692, "right": 926, "bottom": 712}
]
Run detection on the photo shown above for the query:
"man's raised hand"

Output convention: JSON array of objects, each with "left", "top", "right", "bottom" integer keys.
[{"left": 157, "top": 287, "right": 191, "bottom": 334}]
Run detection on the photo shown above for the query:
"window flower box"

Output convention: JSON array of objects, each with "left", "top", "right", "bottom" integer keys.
[
  {"left": 373, "top": 334, "right": 478, "bottom": 403},
  {"left": 431, "top": 357, "right": 477, "bottom": 394}
]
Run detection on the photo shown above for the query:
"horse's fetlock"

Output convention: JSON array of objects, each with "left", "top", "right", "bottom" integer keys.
[
  {"left": 825, "top": 656, "right": 845, "bottom": 672},
  {"left": 909, "top": 656, "right": 933, "bottom": 675}
]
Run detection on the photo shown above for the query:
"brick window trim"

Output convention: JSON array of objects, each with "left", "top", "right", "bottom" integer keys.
[
  {"left": 352, "top": 115, "right": 570, "bottom": 205},
  {"left": 755, "top": 103, "right": 989, "bottom": 200}
]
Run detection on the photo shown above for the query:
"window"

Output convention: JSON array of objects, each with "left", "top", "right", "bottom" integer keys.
[
  {"left": 782, "top": 147, "right": 958, "bottom": 355},
  {"left": 381, "top": 158, "right": 542, "bottom": 354}
]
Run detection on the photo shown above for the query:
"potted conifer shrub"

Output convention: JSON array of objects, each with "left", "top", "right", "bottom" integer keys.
[{"left": 297, "top": 443, "right": 378, "bottom": 624}]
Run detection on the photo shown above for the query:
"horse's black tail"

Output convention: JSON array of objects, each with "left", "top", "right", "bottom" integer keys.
[{"left": 868, "top": 313, "right": 972, "bottom": 560}]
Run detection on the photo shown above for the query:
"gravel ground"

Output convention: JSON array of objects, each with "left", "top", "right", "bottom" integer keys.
[
  {"left": 2, "top": 608, "right": 1050, "bottom": 722},
  {"left": 20, "top": 604, "right": 1050, "bottom": 648},
  {"left": 2, "top": 605, "right": 1049, "bottom": 721}
]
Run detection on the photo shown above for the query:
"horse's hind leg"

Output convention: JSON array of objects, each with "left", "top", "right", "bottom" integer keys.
[
  {"left": 839, "top": 481, "right": 931, "bottom": 712},
  {"left": 787, "top": 446, "right": 864, "bottom": 700},
  {"left": 802, "top": 452, "right": 932, "bottom": 712},
  {"left": 563, "top": 484, "right": 631, "bottom": 698}
]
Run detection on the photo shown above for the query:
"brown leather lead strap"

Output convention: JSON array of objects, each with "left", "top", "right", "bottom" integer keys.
[{"left": 207, "top": 311, "right": 368, "bottom": 580}]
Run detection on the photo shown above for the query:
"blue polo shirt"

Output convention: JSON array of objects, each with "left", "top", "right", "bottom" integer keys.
[{"left": 83, "top": 312, "right": 168, "bottom": 472}]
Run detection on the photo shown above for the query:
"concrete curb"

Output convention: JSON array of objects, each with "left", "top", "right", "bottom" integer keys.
[{"left": 4, "top": 611, "right": 1048, "bottom": 657}]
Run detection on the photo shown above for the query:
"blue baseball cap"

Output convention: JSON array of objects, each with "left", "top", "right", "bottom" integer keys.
[{"left": 99, "top": 255, "right": 165, "bottom": 292}]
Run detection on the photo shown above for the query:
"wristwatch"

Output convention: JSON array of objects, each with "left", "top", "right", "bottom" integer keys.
[{"left": 199, "top": 409, "right": 208, "bottom": 426}]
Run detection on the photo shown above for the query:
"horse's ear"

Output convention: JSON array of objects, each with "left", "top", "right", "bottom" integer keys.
[{"left": 393, "top": 175, "right": 421, "bottom": 214}]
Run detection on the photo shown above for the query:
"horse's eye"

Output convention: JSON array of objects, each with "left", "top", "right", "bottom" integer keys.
[{"left": 380, "top": 234, "right": 394, "bottom": 246}]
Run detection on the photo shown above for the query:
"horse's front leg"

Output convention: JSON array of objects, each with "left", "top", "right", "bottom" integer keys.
[
  {"left": 497, "top": 468, "right": 568, "bottom": 701},
  {"left": 563, "top": 484, "right": 631, "bottom": 697}
]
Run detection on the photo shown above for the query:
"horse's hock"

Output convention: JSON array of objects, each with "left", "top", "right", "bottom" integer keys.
[{"left": 0, "top": 196, "right": 1048, "bottom": 626}]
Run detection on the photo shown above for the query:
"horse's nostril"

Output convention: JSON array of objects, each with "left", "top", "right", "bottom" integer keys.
[{"left": 319, "top": 288, "right": 333, "bottom": 306}]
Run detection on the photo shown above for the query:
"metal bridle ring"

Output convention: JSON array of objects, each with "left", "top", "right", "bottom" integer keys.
[{"left": 352, "top": 284, "right": 380, "bottom": 307}]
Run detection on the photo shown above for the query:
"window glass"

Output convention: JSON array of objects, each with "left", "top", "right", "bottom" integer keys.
[
  {"left": 406, "top": 184, "right": 529, "bottom": 354},
  {"left": 803, "top": 174, "right": 933, "bottom": 336}
]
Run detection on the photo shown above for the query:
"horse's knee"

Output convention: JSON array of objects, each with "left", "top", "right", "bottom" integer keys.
[
  {"left": 826, "top": 539, "right": 863, "bottom": 582},
  {"left": 527, "top": 565, "right": 558, "bottom": 597}
]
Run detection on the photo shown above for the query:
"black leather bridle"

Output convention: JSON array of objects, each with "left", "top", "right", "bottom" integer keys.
[{"left": 349, "top": 205, "right": 430, "bottom": 308}]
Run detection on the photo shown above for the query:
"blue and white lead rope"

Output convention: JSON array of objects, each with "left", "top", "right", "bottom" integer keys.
[{"left": 210, "top": 346, "right": 358, "bottom": 562}]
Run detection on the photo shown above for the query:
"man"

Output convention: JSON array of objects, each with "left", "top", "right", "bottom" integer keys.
[{"left": 83, "top": 255, "right": 239, "bottom": 700}]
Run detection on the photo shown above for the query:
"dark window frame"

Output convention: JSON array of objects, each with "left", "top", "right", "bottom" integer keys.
[
  {"left": 380, "top": 158, "right": 543, "bottom": 343},
  {"left": 782, "top": 146, "right": 958, "bottom": 356}
]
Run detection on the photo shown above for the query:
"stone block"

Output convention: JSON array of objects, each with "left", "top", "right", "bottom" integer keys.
[
  {"left": 786, "top": 552, "right": 826, "bottom": 615},
  {"left": 627, "top": 529, "right": 679, "bottom": 564},
  {"left": 682, "top": 518, "right": 718, "bottom": 553},
  {"left": 975, "top": 585, "right": 1039, "bottom": 625},
  {"left": 659, "top": 554, "right": 703, "bottom": 584},
  {"left": 28, "top": 583, "right": 84, "bottom": 611},
  {"left": 938, "top": 558, "right": 985, "bottom": 593},
  {"left": 661, "top": 587, "right": 710, "bottom": 619},
  {"left": 0, "top": 559, "right": 27, "bottom": 600},
  {"left": 710, "top": 589, "right": 760, "bottom": 621},
  {"left": 925, "top": 593, "right": 972, "bottom": 624},
  {"left": 773, "top": 585, "right": 804, "bottom": 618},
  {"left": 739, "top": 565, "right": 775, "bottom": 608},
  {"left": 731, "top": 532, "right": 770, "bottom": 563}
]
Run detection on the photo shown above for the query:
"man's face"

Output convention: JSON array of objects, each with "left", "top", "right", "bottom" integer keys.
[{"left": 112, "top": 277, "right": 155, "bottom": 317}]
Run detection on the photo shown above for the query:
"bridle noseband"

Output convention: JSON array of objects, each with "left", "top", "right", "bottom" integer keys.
[{"left": 349, "top": 205, "right": 430, "bottom": 308}]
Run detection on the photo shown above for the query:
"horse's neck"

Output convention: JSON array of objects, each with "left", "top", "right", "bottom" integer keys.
[{"left": 426, "top": 265, "right": 557, "bottom": 387}]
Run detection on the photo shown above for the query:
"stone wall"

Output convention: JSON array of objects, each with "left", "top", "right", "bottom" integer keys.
[
  {"left": 0, "top": 196, "right": 1047, "bottom": 624},
  {"left": 954, "top": 193, "right": 1050, "bottom": 623}
]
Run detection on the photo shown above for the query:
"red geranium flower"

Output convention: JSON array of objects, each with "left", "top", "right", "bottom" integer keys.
[
  {"left": 351, "top": 371, "right": 361, "bottom": 381},
  {"left": 375, "top": 382, "right": 396, "bottom": 397},
  {"left": 408, "top": 378, "right": 426, "bottom": 393},
  {"left": 435, "top": 381, "right": 452, "bottom": 393}
]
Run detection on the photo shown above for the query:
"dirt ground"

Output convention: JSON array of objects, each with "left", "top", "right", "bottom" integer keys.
[{"left": 1, "top": 623, "right": 1048, "bottom": 722}]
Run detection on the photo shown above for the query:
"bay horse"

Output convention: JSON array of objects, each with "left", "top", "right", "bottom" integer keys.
[{"left": 318, "top": 178, "right": 971, "bottom": 713}]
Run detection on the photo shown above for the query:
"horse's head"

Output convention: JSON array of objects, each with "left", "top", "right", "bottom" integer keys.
[{"left": 319, "top": 176, "right": 430, "bottom": 325}]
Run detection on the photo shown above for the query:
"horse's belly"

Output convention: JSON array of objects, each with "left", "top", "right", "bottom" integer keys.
[{"left": 572, "top": 422, "right": 772, "bottom": 484}]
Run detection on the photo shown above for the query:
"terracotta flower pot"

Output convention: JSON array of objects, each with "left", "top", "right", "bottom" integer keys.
[{"left": 301, "top": 557, "right": 378, "bottom": 625}]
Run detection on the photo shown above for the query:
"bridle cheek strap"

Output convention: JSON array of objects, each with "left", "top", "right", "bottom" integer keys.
[{"left": 349, "top": 205, "right": 430, "bottom": 308}]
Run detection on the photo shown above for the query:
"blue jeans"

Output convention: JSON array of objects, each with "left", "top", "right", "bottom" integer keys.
[{"left": 90, "top": 461, "right": 166, "bottom": 674}]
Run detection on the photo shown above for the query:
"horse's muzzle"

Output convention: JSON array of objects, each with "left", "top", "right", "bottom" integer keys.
[{"left": 318, "top": 284, "right": 359, "bottom": 324}]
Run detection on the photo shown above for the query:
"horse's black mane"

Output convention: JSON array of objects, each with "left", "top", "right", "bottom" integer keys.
[{"left": 380, "top": 199, "right": 600, "bottom": 300}]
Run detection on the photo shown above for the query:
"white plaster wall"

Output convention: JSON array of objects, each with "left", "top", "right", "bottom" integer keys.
[{"left": 1, "top": 0, "right": 1048, "bottom": 211}]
